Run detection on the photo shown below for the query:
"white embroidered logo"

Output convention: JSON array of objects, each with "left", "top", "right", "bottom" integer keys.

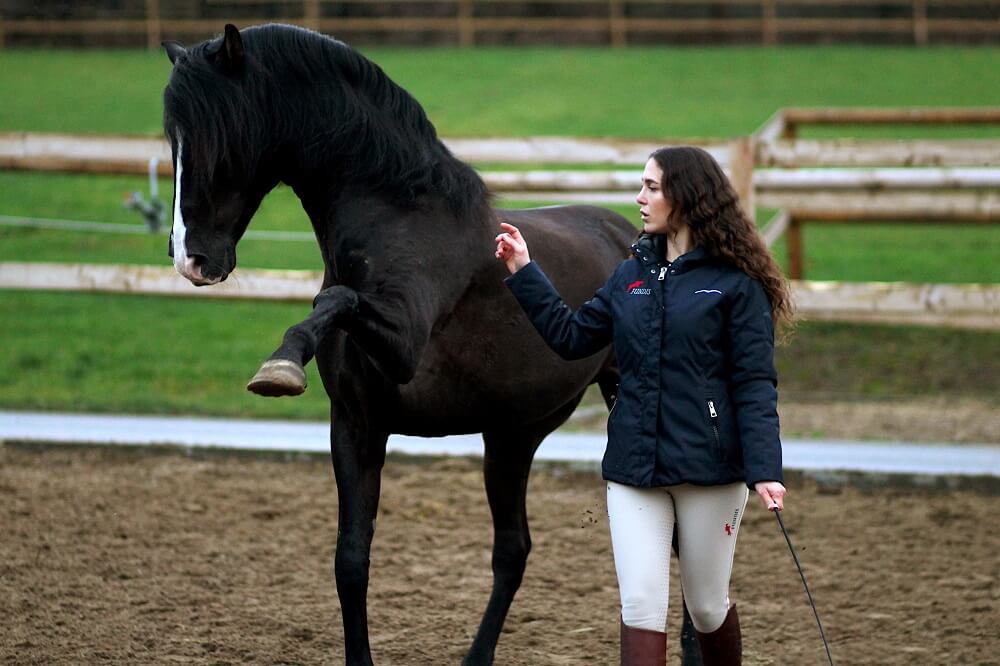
[{"left": 694, "top": 289, "right": 722, "bottom": 295}]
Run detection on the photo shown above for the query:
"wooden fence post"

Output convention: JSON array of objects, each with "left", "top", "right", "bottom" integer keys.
[
  {"left": 304, "top": 0, "right": 321, "bottom": 32},
  {"left": 609, "top": 0, "right": 626, "bottom": 47},
  {"left": 731, "top": 136, "right": 756, "bottom": 224},
  {"left": 787, "top": 217, "right": 804, "bottom": 279},
  {"left": 458, "top": 0, "right": 474, "bottom": 46},
  {"left": 145, "top": 0, "right": 161, "bottom": 50},
  {"left": 762, "top": 0, "right": 777, "bottom": 45},
  {"left": 912, "top": 0, "right": 929, "bottom": 46}
]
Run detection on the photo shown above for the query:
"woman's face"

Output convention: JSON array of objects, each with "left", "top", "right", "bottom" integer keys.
[{"left": 636, "top": 158, "right": 673, "bottom": 234}]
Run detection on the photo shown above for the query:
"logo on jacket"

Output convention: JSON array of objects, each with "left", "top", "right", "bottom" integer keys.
[
  {"left": 627, "top": 279, "right": 652, "bottom": 295},
  {"left": 695, "top": 289, "right": 723, "bottom": 295}
]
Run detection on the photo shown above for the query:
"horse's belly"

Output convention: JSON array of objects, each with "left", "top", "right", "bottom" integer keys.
[{"left": 391, "top": 334, "right": 603, "bottom": 436}]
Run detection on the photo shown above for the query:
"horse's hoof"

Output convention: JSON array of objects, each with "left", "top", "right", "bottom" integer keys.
[{"left": 246, "top": 359, "right": 307, "bottom": 397}]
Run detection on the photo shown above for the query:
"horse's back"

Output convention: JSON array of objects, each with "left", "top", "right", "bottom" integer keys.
[
  {"left": 496, "top": 205, "right": 636, "bottom": 306},
  {"left": 497, "top": 205, "right": 635, "bottom": 268}
]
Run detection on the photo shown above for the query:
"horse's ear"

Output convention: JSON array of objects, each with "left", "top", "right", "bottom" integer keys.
[
  {"left": 218, "top": 24, "right": 246, "bottom": 73},
  {"left": 162, "top": 41, "right": 187, "bottom": 65}
]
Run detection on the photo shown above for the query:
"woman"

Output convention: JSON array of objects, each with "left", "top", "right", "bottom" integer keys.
[{"left": 494, "top": 146, "right": 793, "bottom": 665}]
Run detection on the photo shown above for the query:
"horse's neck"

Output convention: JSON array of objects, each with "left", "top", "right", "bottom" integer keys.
[{"left": 294, "top": 185, "right": 494, "bottom": 283}]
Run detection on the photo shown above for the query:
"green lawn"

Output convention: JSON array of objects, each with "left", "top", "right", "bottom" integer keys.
[
  {"left": 3, "top": 290, "right": 996, "bottom": 420},
  {"left": 0, "top": 46, "right": 998, "bottom": 417},
  {"left": 2, "top": 47, "right": 998, "bottom": 137}
]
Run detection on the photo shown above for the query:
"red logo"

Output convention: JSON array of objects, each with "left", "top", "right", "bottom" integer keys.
[
  {"left": 725, "top": 523, "right": 732, "bottom": 536},
  {"left": 626, "top": 280, "right": 644, "bottom": 292}
]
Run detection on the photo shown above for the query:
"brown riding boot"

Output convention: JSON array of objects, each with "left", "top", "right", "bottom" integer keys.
[
  {"left": 620, "top": 618, "right": 666, "bottom": 666},
  {"left": 695, "top": 604, "right": 742, "bottom": 665}
]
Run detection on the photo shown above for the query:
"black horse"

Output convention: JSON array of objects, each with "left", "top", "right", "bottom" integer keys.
[{"left": 162, "top": 23, "right": 700, "bottom": 665}]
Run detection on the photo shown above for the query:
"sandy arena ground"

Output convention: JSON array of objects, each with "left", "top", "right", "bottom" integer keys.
[{"left": 2, "top": 444, "right": 997, "bottom": 665}]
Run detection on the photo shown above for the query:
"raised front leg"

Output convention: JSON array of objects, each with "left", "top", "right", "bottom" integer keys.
[
  {"left": 248, "top": 285, "right": 360, "bottom": 396},
  {"left": 330, "top": 415, "right": 388, "bottom": 666},
  {"left": 248, "top": 283, "right": 431, "bottom": 397}
]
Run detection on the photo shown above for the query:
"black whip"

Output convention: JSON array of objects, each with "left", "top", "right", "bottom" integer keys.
[{"left": 774, "top": 508, "right": 834, "bottom": 666}]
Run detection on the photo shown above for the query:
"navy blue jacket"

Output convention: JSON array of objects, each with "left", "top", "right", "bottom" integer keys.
[{"left": 505, "top": 236, "right": 782, "bottom": 489}]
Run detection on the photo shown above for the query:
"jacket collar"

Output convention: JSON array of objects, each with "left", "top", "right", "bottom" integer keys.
[{"left": 630, "top": 233, "right": 709, "bottom": 272}]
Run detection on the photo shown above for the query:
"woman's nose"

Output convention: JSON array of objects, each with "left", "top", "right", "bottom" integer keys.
[{"left": 635, "top": 191, "right": 645, "bottom": 205}]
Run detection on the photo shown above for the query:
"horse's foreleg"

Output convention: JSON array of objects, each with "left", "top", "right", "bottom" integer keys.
[
  {"left": 330, "top": 417, "right": 387, "bottom": 666},
  {"left": 247, "top": 286, "right": 359, "bottom": 396},
  {"left": 248, "top": 285, "right": 429, "bottom": 396}
]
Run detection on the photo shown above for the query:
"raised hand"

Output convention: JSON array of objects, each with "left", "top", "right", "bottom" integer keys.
[{"left": 494, "top": 222, "right": 531, "bottom": 274}]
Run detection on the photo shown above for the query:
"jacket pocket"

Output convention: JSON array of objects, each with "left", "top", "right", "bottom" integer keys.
[{"left": 707, "top": 398, "right": 724, "bottom": 461}]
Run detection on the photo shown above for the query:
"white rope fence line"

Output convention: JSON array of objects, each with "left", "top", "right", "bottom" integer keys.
[{"left": 0, "top": 214, "right": 317, "bottom": 242}]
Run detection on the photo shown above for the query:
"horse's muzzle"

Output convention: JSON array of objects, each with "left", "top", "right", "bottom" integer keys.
[{"left": 176, "top": 256, "right": 225, "bottom": 286}]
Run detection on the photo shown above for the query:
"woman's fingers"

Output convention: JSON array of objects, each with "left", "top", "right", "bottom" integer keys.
[
  {"left": 495, "top": 233, "right": 525, "bottom": 254},
  {"left": 495, "top": 224, "right": 530, "bottom": 274},
  {"left": 499, "top": 222, "right": 521, "bottom": 238},
  {"left": 756, "top": 484, "right": 784, "bottom": 511},
  {"left": 494, "top": 232, "right": 523, "bottom": 245}
]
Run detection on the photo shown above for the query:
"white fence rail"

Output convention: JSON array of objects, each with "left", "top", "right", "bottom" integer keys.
[{"left": 3, "top": 262, "right": 997, "bottom": 330}]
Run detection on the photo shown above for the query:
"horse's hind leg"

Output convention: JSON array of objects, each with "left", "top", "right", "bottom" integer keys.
[{"left": 464, "top": 394, "right": 585, "bottom": 666}]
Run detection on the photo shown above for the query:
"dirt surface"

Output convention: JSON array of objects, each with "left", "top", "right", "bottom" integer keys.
[{"left": 2, "top": 445, "right": 998, "bottom": 665}]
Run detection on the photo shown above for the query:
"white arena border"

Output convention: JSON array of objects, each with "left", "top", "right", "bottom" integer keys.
[{"left": 1, "top": 411, "right": 997, "bottom": 478}]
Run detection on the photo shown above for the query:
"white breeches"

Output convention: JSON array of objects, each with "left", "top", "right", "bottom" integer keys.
[{"left": 607, "top": 480, "right": 749, "bottom": 634}]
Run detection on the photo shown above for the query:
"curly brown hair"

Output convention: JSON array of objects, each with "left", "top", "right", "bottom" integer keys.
[{"left": 650, "top": 146, "right": 795, "bottom": 336}]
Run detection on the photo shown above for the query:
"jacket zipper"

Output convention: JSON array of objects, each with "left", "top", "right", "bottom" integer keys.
[{"left": 708, "top": 399, "right": 723, "bottom": 460}]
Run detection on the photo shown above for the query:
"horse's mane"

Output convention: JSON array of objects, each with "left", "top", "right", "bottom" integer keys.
[{"left": 163, "top": 24, "right": 490, "bottom": 214}]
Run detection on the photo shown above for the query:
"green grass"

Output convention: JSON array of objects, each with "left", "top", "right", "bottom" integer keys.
[
  {"left": 1, "top": 47, "right": 998, "bottom": 137},
  {"left": 0, "top": 47, "right": 998, "bottom": 418},
  {"left": 0, "top": 291, "right": 330, "bottom": 419},
  {"left": 2, "top": 292, "right": 996, "bottom": 420}
]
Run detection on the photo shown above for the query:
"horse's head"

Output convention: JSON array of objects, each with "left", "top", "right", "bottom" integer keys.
[{"left": 162, "top": 24, "right": 277, "bottom": 285}]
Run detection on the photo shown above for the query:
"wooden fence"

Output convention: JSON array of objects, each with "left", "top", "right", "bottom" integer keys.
[
  {"left": 3, "top": 262, "right": 996, "bottom": 330},
  {"left": 1, "top": 106, "right": 998, "bottom": 328},
  {"left": 2, "top": 0, "right": 998, "bottom": 48},
  {"left": 752, "top": 107, "right": 1000, "bottom": 279}
]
